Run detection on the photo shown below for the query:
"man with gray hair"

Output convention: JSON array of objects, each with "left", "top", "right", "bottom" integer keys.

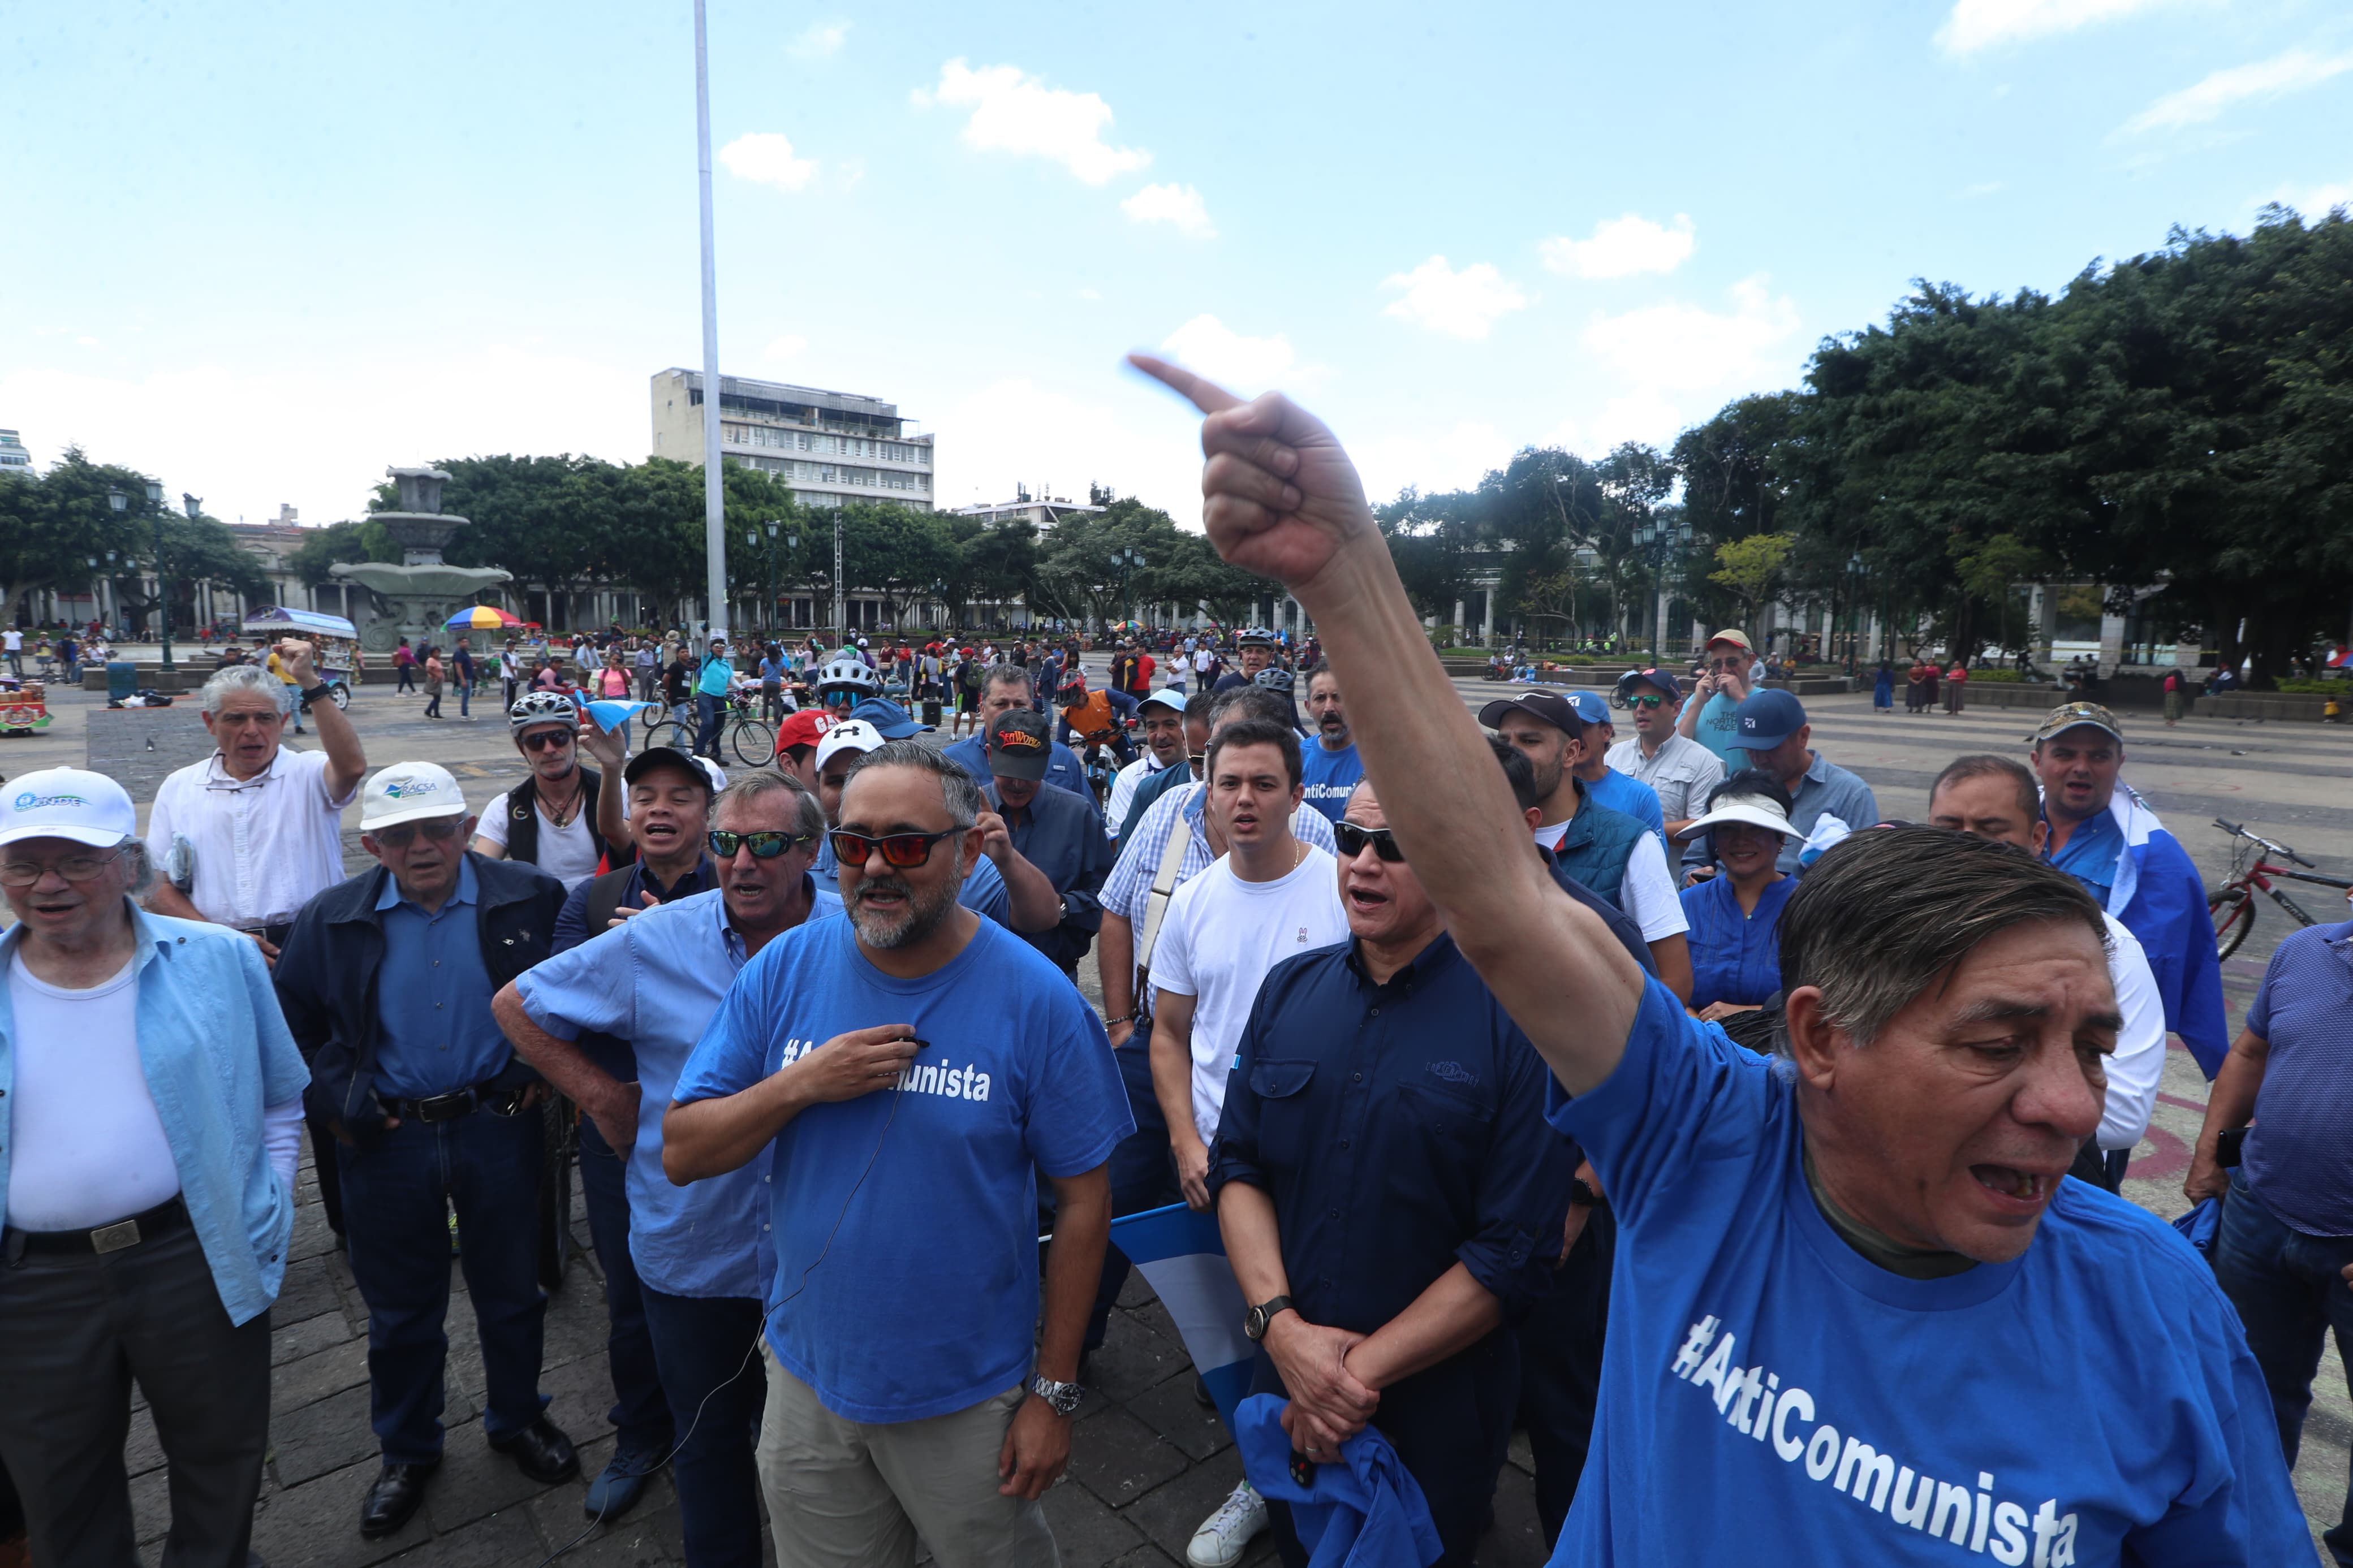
[
  {"left": 144, "top": 641, "right": 368, "bottom": 964},
  {"left": 0, "top": 767, "right": 309, "bottom": 1568},
  {"left": 665, "top": 742, "right": 1130, "bottom": 1568},
  {"left": 940, "top": 662, "right": 1100, "bottom": 817},
  {"left": 1139, "top": 356, "right": 2307, "bottom": 1567},
  {"left": 494, "top": 771, "right": 834, "bottom": 1558}
]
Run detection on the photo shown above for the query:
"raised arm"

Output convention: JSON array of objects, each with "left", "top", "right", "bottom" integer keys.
[{"left": 1129, "top": 356, "right": 1643, "bottom": 1094}]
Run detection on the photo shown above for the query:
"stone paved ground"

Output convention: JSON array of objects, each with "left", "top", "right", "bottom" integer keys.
[{"left": 5, "top": 657, "right": 2345, "bottom": 1562}]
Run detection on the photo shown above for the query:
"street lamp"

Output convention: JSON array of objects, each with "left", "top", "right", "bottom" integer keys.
[
  {"left": 1107, "top": 546, "right": 1144, "bottom": 632},
  {"left": 1843, "top": 552, "right": 1865, "bottom": 676}
]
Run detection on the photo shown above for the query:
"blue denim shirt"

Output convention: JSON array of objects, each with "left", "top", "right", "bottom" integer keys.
[
  {"left": 372, "top": 859, "right": 512, "bottom": 1098},
  {"left": 515, "top": 889, "right": 801, "bottom": 1298},
  {"left": 0, "top": 904, "right": 309, "bottom": 1326}
]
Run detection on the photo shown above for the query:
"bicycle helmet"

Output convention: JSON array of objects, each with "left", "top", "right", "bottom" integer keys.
[
  {"left": 508, "top": 690, "right": 580, "bottom": 732},
  {"left": 814, "top": 653, "right": 881, "bottom": 699},
  {"left": 1252, "top": 666, "right": 1295, "bottom": 694}
]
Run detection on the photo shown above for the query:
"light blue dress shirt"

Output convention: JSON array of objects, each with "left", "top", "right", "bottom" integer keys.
[
  {"left": 0, "top": 906, "right": 309, "bottom": 1327},
  {"left": 372, "top": 859, "right": 512, "bottom": 1099},
  {"left": 514, "top": 888, "right": 835, "bottom": 1298}
]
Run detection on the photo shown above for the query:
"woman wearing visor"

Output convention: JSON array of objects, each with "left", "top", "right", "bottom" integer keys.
[{"left": 1674, "top": 772, "right": 1798, "bottom": 1024}]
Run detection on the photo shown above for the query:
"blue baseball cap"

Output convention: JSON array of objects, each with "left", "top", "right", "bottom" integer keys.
[
  {"left": 1563, "top": 690, "right": 1610, "bottom": 726},
  {"left": 1733, "top": 688, "right": 1807, "bottom": 750},
  {"left": 848, "top": 697, "right": 929, "bottom": 739}
]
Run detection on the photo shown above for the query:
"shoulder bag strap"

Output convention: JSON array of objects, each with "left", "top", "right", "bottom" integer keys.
[{"left": 1134, "top": 787, "right": 1199, "bottom": 983}]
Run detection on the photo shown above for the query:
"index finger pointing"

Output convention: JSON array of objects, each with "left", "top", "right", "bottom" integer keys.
[{"left": 1126, "top": 353, "right": 1246, "bottom": 416}]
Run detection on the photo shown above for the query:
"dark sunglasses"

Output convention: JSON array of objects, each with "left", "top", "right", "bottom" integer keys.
[
  {"left": 1333, "top": 821, "right": 1406, "bottom": 863},
  {"left": 372, "top": 818, "right": 466, "bottom": 849},
  {"left": 708, "top": 829, "right": 816, "bottom": 859},
  {"left": 828, "top": 828, "right": 959, "bottom": 869},
  {"left": 520, "top": 729, "right": 575, "bottom": 751}
]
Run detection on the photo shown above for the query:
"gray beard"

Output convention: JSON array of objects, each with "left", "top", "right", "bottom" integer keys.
[{"left": 847, "top": 844, "right": 966, "bottom": 949}]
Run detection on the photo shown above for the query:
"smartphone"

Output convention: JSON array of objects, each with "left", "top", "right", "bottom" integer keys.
[{"left": 2216, "top": 1127, "right": 2247, "bottom": 1169}]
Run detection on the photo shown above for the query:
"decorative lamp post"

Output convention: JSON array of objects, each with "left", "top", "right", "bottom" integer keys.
[{"left": 1845, "top": 552, "right": 1865, "bottom": 676}]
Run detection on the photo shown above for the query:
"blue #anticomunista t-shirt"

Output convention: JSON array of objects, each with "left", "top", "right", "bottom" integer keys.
[
  {"left": 1545, "top": 979, "right": 2308, "bottom": 1568},
  {"left": 670, "top": 914, "right": 1133, "bottom": 1424},
  {"left": 1299, "top": 737, "right": 1364, "bottom": 824}
]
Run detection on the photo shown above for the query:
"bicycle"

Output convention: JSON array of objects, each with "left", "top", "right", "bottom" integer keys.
[
  {"left": 641, "top": 695, "right": 776, "bottom": 768},
  {"left": 2207, "top": 818, "right": 2353, "bottom": 960}
]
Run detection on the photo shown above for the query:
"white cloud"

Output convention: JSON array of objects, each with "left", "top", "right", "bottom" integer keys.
[
  {"left": 923, "top": 60, "right": 1149, "bottom": 185},
  {"left": 790, "top": 22, "right": 848, "bottom": 60},
  {"left": 1380, "top": 256, "right": 1528, "bottom": 340},
  {"left": 1121, "top": 183, "right": 1215, "bottom": 238},
  {"left": 719, "top": 132, "right": 817, "bottom": 192},
  {"left": 1, "top": 344, "right": 644, "bottom": 530},
  {"left": 1540, "top": 213, "right": 1695, "bottom": 279},
  {"left": 1936, "top": 0, "right": 2177, "bottom": 55},
  {"left": 934, "top": 377, "right": 1196, "bottom": 519},
  {"left": 1352, "top": 422, "right": 1516, "bottom": 504},
  {"left": 1157, "top": 315, "right": 1295, "bottom": 391},
  {"left": 761, "top": 334, "right": 809, "bottom": 368},
  {"left": 2123, "top": 46, "right": 2353, "bottom": 133},
  {"left": 2270, "top": 178, "right": 2353, "bottom": 215},
  {"left": 1583, "top": 277, "right": 1802, "bottom": 394}
]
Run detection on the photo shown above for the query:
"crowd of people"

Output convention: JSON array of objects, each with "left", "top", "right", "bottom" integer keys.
[{"left": 0, "top": 384, "right": 2334, "bottom": 1568}]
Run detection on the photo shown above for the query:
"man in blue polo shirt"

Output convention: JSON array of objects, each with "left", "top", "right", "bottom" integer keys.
[
  {"left": 1559, "top": 689, "right": 1664, "bottom": 837},
  {"left": 663, "top": 743, "right": 1131, "bottom": 1568},
  {"left": 1133, "top": 354, "right": 2307, "bottom": 1568},
  {"left": 941, "top": 663, "right": 1100, "bottom": 819},
  {"left": 497, "top": 771, "right": 831, "bottom": 1560},
  {"left": 1684, "top": 689, "right": 1876, "bottom": 878},
  {"left": 2187, "top": 913, "right": 2353, "bottom": 1564},
  {"left": 2031, "top": 701, "right": 2229, "bottom": 1078}
]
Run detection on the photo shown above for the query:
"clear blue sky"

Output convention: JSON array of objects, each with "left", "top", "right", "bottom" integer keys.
[{"left": 4, "top": 0, "right": 2346, "bottom": 528}]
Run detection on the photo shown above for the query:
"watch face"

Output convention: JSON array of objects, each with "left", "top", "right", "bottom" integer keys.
[{"left": 1244, "top": 1306, "right": 1267, "bottom": 1341}]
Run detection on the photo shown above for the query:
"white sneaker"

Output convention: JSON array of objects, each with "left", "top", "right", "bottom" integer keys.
[{"left": 1187, "top": 1480, "right": 1268, "bottom": 1568}]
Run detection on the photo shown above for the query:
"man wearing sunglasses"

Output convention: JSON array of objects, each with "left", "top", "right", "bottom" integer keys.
[
  {"left": 665, "top": 744, "right": 1131, "bottom": 1568},
  {"left": 809, "top": 720, "right": 1047, "bottom": 934},
  {"left": 1602, "top": 669, "right": 1722, "bottom": 840},
  {"left": 471, "top": 693, "right": 629, "bottom": 891},
  {"left": 983, "top": 710, "right": 1115, "bottom": 979},
  {"left": 497, "top": 773, "right": 833, "bottom": 1561},
  {"left": 1677, "top": 629, "right": 1758, "bottom": 771},
  {"left": 273, "top": 762, "right": 578, "bottom": 1538}
]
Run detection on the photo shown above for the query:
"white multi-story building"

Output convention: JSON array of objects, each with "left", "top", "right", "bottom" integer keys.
[
  {"left": 0, "top": 429, "right": 31, "bottom": 477},
  {"left": 649, "top": 369, "right": 934, "bottom": 510},
  {"left": 951, "top": 485, "right": 1102, "bottom": 529}
]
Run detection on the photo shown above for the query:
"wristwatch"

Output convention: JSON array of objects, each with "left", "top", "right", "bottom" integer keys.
[
  {"left": 300, "top": 683, "right": 334, "bottom": 705},
  {"left": 1243, "top": 1294, "right": 1295, "bottom": 1342},
  {"left": 1029, "top": 1374, "right": 1083, "bottom": 1416}
]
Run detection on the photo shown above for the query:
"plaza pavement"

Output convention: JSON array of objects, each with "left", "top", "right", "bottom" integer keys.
[{"left": 5, "top": 658, "right": 2347, "bottom": 1563}]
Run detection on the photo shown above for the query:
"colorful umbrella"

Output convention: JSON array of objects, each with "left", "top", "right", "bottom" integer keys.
[{"left": 445, "top": 606, "right": 523, "bottom": 629}]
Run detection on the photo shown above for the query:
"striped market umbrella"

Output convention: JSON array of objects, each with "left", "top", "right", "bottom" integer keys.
[{"left": 445, "top": 605, "right": 523, "bottom": 630}]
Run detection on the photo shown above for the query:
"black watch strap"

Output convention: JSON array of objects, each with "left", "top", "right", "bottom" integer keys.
[
  {"left": 300, "top": 683, "right": 334, "bottom": 703},
  {"left": 1244, "top": 1294, "right": 1295, "bottom": 1341}
]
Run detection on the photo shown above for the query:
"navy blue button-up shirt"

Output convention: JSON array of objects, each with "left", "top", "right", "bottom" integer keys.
[
  {"left": 1208, "top": 932, "right": 1575, "bottom": 1332},
  {"left": 371, "top": 859, "right": 512, "bottom": 1099},
  {"left": 985, "top": 779, "right": 1113, "bottom": 975}
]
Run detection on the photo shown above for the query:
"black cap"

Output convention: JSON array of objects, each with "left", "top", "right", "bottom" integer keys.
[
  {"left": 622, "top": 745, "right": 715, "bottom": 793},
  {"left": 1476, "top": 690, "right": 1584, "bottom": 735},
  {"left": 987, "top": 709, "right": 1053, "bottom": 781}
]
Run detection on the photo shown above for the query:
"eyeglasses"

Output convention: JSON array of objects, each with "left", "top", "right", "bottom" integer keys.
[
  {"left": 1333, "top": 821, "right": 1407, "bottom": 863},
  {"left": 709, "top": 829, "right": 817, "bottom": 859},
  {"left": 828, "top": 828, "right": 959, "bottom": 869},
  {"left": 1625, "top": 693, "right": 1666, "bottom": 710},
  {"left": 520, "top": 729, "right": 575, "bottom": 751},
  {"left": 0, "top": 846, "right": 129, "bottom": 888},
  {"left": 1706, "top": 657, "right": 1746, "bottom": 671},
  {"left": 369, "top": 818, "right": 466, "bottom": 849}
]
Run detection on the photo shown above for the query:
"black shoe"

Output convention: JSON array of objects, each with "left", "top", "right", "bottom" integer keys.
[
  {"left": 359, "top": 1459, "right": 438, "bottom": 1539},
  {"left": 488, "top": 1416, "right": 579, "bottom": 1484}
]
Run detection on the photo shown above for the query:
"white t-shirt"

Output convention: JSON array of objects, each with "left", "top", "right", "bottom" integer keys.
[
  {"left": 2100, "top": 912, "right": 2167, "bottom": 1152},
  {"left": 4, "top": 955, "right": 182, "bottom": 1230},
  {"left": 477, "top": 787, "right": 604, "bottom": 887},
  {"left": 1150, "top": 847, "right": 1348, "bottom": 1144},
  {"left": 1529, "top": 820, "right": 1688, "bottom": 945},
  {"left": 146, "top": 746, "right": 359, "bottom": 928},
  {"left": 2, "top": 629, "right": 20, "bottom": 653}
]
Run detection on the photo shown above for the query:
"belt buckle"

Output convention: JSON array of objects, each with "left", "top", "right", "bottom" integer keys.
[
  {"left": 414, "top": 1091, "right": 474, "bottom": 1123},
  {"left": 90, "top": 1219, "right": 141, "bottom": 1254}
]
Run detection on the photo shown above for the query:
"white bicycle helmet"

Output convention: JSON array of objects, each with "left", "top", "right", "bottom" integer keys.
[
  {"left": 815, "top": 653, "right": 881, "bottom": 699},
  {"left": 508, "top": 690, "right": 580, "bottom": 732}
]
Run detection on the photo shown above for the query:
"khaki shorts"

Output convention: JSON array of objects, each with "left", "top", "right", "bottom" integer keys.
[{"left": 757, "top": 1341, "right": 1058, "bottom": 1568}]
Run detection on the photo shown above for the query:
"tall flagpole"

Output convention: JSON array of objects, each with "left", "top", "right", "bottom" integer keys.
[{"left": 694, "top": 0, "right": 729, "bottom": 642}]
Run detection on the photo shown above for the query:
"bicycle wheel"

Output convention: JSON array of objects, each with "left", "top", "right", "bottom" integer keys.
[
  {"left": 2208, "top": 885, "right": 2254, "bottom": 961},
  {"left": 640, "top": 717, "right": 687, "bottom": 754},
  {"left": 730, "top": 715, "right": 776, "bottom": 767}
]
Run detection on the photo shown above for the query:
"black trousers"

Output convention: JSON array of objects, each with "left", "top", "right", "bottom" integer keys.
[
  {"left": 1254, "top": 1327, "right": 1519, "bottom": 1568},
  {"left": 0, "top": 1222, "right": 272, "bottom": 1568},
  {"left": 1515, "top": 1203, "right": 1615, "bottom": 1549}
]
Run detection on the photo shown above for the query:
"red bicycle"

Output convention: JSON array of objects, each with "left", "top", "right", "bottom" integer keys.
[{"left": 2207, "top": 818, "right": 2353, "bottom": 960}]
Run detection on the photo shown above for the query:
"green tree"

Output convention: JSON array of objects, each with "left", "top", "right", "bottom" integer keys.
[
  {"left": 283, "top": 519, "right": 398, "bottom": 588},
  {"left": 1709, "top": 533, "right": 1794, "bottom": 625}
]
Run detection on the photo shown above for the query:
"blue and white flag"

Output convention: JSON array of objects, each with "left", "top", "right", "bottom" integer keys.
[
  {"left": 1109, "top": 1202, "right": 1254, "bottom": 1429},
  {"left": 2101, "top": 785, "right": 2229, "bottom": 1078},
  {"left": 581, "top": 698, "right": 659, "bottom": 735}
]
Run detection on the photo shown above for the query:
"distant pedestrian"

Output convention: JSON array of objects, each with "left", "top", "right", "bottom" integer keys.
[
  {"left": 451, "top": 638, "right": 475, "bottom": 719},
  {"left": 1943, "top": 658, "right": 1968, "bottom": 714},
  {"left": 2164, "top": 668, "right": 2185, "bottom": 727},
  {"left": 1872, "top": 659, "right": 1894, "bottom": 712},
  {"left": 421, "top": 646, "right": 444, "bottom": 719},
  {"left": 393, "top": 637, "right": 417, "bottom": 694}
]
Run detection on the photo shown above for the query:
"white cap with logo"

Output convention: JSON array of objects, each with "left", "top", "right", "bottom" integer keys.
[
  {"left": 0, "top": 767, "right": 137, "bottom": 850},
  {"left": 813, "top": 719, "right": 887, "bottom": 775},
  {"left": 360, "top": 762, "right": 469, "bottom": 831}
]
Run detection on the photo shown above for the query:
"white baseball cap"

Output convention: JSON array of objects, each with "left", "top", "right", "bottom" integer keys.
[
  {"left": 360, "top": 762, "right": 469, "bottom": 831},
  {"left": 0, "top": 768, "right": 137, "bottom": 850},
  {"left": 813, "top": 719, "right": 887, "bottom": 774},
  {"left": 1139, "top": 688, "right": 1187, "bottom": 716}
]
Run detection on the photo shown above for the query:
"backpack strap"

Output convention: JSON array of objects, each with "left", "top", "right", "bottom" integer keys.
[{"left": 1134, "top": 786, "right": 1199, "bottom": 987}]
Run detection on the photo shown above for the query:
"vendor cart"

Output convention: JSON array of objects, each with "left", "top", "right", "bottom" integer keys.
[{"left": 241, "top": 606, "right": 360, "bottom": 709}]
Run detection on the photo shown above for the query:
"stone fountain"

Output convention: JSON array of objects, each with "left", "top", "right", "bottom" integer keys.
[{"left": 333, "top": 467, "right": 512, "bottom": 654}]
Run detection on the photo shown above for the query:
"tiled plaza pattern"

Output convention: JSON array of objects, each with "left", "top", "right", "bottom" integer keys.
[{"left": 8, "top": 659, "right": 2345, "bottom": 1562}]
